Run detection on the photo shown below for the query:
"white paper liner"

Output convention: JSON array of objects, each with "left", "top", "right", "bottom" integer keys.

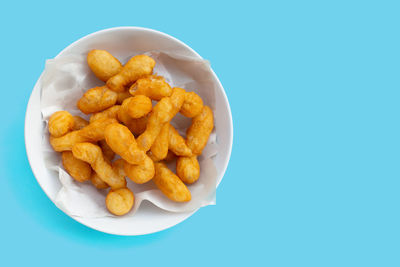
[{"left": 40, "top": 51, "right": 218, "bottom": 218}]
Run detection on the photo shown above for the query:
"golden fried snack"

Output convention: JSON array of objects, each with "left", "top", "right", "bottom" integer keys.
[
  {"left": 168, "top": 125, "right": 192, "bottom": 156},
  {"left": 176, "top": 156, "right": 200, "bottom": 184},
  {"left": 99, "top": 139, "right": 115, "bottom": 163},
  {"left": 136, "top": 88, "right": 187, "bottom": 151},
  {"left": 91, "top": 173, "right": 109, "bottom": 189},
  {"left": 124, "top": 156, "right": 155, "bottom": 184},
  {"left": 106, "top": 188, "right": 134, "bottom": 216},
  {"left": 79, "top": 118, "right": 118, "bottom": 140},
  {"left": 181, "top": 91, "right": 204, "bottom": 118},
  {"left": 87, "top": 49, "right": 123, "bottom": 82},
  {"left": 153, "top": 163, "right": 191, "bottom": 202},
  {"left": 186, "top": 106, "right": 214, "bottom": 155},
  {"left": 72, "top": 142, "right": 126, "bottom": 189},
  {"left": 117, "top": 97, "right": 134, "bottom": 125},
  {"left": 127, "top": 95, "right": 152, "bottom": 118},
  {"left": 117, "top": 98, "right": 149, "bottom": 135},
  {"left": 112, "top": 159, "right": 126, "bottom": 178},
  {"left": 90, "top": 105, "right": 120, "bottom": 123},
  {"left": 72, "top": 116, "right": 89, "bottom": 130},
  {"left": 91, "top": 156, "right": 124, "bottom": 190},
  {"left": 129, "top": 75, "right": 172, "bottom": 101},
  {"left": 50, "top": 118, "right": 117, "bottom": 151},
  {"left": 48, "top": 111, "right": 74, "bottom": 137},
  {"left": 106, "top": 55, "right": 156, "bottom": 92},
  {"left": 50, "top": 132, "right": 83, "bottom": 152},
  {"left": 136, "top": 97, "right": 173, "bottom": 151},
  {"left": 77, "top": 86, "right": 118, "bottom": 114},
  {"left": 62, "top": 151, "right": 92, "bottom": 182},
  {"left": 170, "top": 87, "right": 187, "bottom": 114},
  {"left": 150, "top": 123, "right": 169, "bottom": 161},
  {"left": 116, "top": 91, "right": 131, "bottom": 104},
  {"left": 104, "top": 123, "right": 146, "bottom": 164},
  {"left": 147, "top": 151, "right": 159, "bottom": 162}
]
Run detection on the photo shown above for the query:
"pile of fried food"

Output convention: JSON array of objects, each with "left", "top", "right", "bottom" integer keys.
[{"left": 48, "top": 50, "right": 214, "bottom": 216}]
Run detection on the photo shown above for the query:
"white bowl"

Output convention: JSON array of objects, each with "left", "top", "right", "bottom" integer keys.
[{"left": 25, "top": 27, "right": 233, "bottom": 236}]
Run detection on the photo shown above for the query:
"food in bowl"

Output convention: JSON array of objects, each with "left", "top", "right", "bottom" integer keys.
[{"left": 47, "top": 50, "right": 214, "bottom": 216}]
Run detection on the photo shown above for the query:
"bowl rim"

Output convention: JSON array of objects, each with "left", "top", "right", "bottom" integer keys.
[{"left": 24, "top": 26, "right": 233, "bottom": 236}]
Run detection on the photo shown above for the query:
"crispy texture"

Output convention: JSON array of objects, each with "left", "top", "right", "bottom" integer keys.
[
  {"left": 104, "top": 123, "right": 146, "bottom": 164},
  {"left": 117, "top": 97, "right": 134, "bottom": 125},
  {"left": 90, "top": 105, "right": 120, "bottom": 123},
  {"left": 124, "top": 156, "right": 155, "bottom": 184},
  {"left": 91, "top": 173, "right": 109, "bottom": 189},
  {"left": 72, "top": 116, "right": 89, "bottom": 130},
  {"left": 62, "top": 151, "right": 92, "bottom": 182},
  {"left": 116, "top": 91, "right": 131, "bottom": 104},
  {"left": 117, "top": 97, "right": 149, "bottom": 135},
  {"left": 170, "top": 87, "right": 186, "bottom": 115},
  {"left": 50, "top": 131, "right": 86, "bottom": 152},
  {"left": 153, "top": 163, "right": 191, "bottom": 202},
  {"left": 77, "top": 86, "right": 117, "bottom": 114},
  {"left": 99, "top": 139, "right": 115, "bottom": 163},
  {"left": 129, "top": 75, "right": 172, "bottom": 101},
  {"left": 92, "top": 156, "right": 125, "bottom": 189},
  {"left": 136, "top": 88, "right": 186, "bottom": 151},
  {"left": 176, "top": 156, "right": 200, "bottom": 184},
  {"left": 50, "top": 118, "right": 117, "bottom": 152},
  {"left": 147, "top": 151, "right": 159, "bottom": 162},
  {"left": 106, "top": 55, "right": 155, "bottom": 92},
  {"left": 181, "top": 91, "right": 203, "bottom": 118},
  {"left": 186, "top": 106, "right": 214, "bottom": 155},
  {"left": 72, "top": 142, "right": 126, "bottom": 189},
  {"left": 112, "top": 159, "right": 126, "bottom": 178},
  {"left": 136, "top": 97, "right": 173, "bottom": 151},
  {"left": 169, "top": 124, "right": 192, "bottom": 156},
  {"left": 48, "top": 111, "right": 74, "bottom": 137},
  {"left": 87, "top": 49, "right": 123, "bottom": 82},
  {"left": 127, "top": 95, "right": 152, "bottom": 118},
  {"left": 79, "top": 118, "right": 118, "bottom": 140},
  {"left": 106, "top": 188, "right": 134, "bottom": 216},
  {"left": 150, "top": 122, "right": 169, "bottom": 161}
]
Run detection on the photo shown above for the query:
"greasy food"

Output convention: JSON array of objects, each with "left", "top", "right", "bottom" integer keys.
[
  {"left": 62, "top": 151, "right": 92, "bottom": 182},
  {"left": 104, "top": 123, "right": 146, "bottom": 164},
  {"left": 124, "top": 156, "right": 155, "bottom": 184},
  {"left": 77, "top": 86, "right": 117, "bottom": 114},
  {"left": 127, "top": 95, "right": 152, "bottom": 118},
  {"left": 48, "top": 111, "right": 74, "bottom": 137},
  {"left": 168, "top": 124, "right": 192, "bottom": 156},
  {"left": 72, "top": 142, "right": 126, "bottom": 189},
  {"left": 153, "top": 162, "right": 191, "bottom": 202},
  {"left": 87, "top": 49, "right": 123, "bottom": 82},
  {"left": 150, "top": 122, "right": 169, "bottom": 161},
  {"left": 106, "top": 188, "right": 134, "bottom": 216},
  {"left": 181, "top": 91, "right": 203, "bottom": 118},
  {"left": 107, "top": 55, "right": 155, "bottom": 92},
  {"left": 129, "top": 75, "right": 172, "bottom": 101},
  {"left": 90, "top": 105, "right": 120, "bottom": 123},
  {"left": 50, "top": 118, "right": 117, "bottom": 151},
  {"left": 136, "top": 97, "right": 173, "bottom": 151},
  {"left": 186, "top": 106, "right": 214, "bottom": 155},
  {"left": 47, "top": 50, "right": 216, "bottom": 216},
  {"left": 176, "top": 156, "right": 200, "bottom": 184}
]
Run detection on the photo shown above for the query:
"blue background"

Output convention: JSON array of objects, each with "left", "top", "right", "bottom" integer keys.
[{"left": 1, "top": 0, "right": 399, "bottom": 266}]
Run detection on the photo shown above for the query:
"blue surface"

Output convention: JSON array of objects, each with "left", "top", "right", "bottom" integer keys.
[{"left": 1, "top": 0, "right": 399, "bottom": 266}]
